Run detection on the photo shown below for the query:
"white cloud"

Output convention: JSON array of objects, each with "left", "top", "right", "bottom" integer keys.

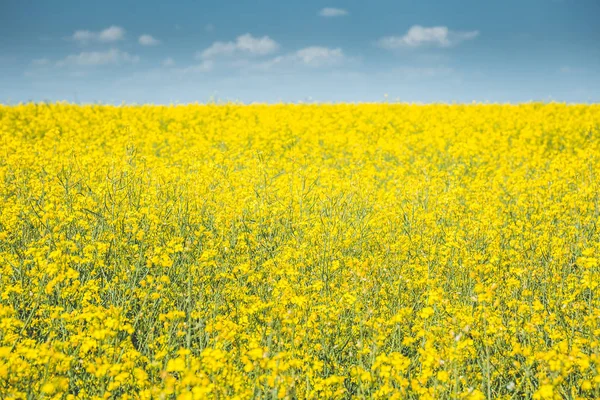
[
  {"left": 377, "top": 25, "right": 479, "bottom": 49},
  {"left": 294, "top": 47, "right": 345, "bottom": 67},
  {"left": 318, "top": 7, "right": 349, "bottom": 17},
  {"left": 139, "top": 34, "right": 160, "bottom": 46},
  {"left": 99, "top": 26, "right": 125, "bottom": 42},
  {"left": 259, "top": 46, "right": 345, "bottom": 69},
  {"left": 71, "top": 26, "right": 125, "bottom": 44},
  {"left": 56, "top": 49, "right": 139, "bottom": 67},
  {"left": 72, "top": 30, "right": 95, "bottom": 43},
  {"left": 200, "top": 42, "right": 236, "bottom": 59},
  {"left": 174, "top": 60, "right": 214, "bottom": 74},
  {"left": 236, "top": 34, "right": 278, "bottom": 55},
  {"left": 198, "top": 33, "right": 279, "bottom": 59},
  {"left": 162, "top": 57, "right": 175, "bottom": 67}
]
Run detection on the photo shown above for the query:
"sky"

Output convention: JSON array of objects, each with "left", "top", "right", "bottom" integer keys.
[{"left": 1, "top": 0, "right": 599, "bottom": 104}]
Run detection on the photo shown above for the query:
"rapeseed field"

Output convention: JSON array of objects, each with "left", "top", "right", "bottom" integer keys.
[{"left": 1, "top": 103, "right": 600, "bottom": 399}]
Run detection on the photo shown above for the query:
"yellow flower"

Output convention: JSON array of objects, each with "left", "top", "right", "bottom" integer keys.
[
  {"left": 1, "top": 103, "right": 599, "bottom": 398},
  {"left": 436, "top": 370, "right": 449, "bottom": 383},
  {"left": 166, "top": 358, "right": 186, "bottom": 373},
  {"left": 419, "top": 307, "right": 435, "bottom": 319},
  {"left": 533, "top": 384, "right": 554, "bottom": 399},
  {"left": 467, "top": 389, "right": 485, "bottom": 400},
  {"left": 41, "top": 382, "right": 55, "bottom": 394}
]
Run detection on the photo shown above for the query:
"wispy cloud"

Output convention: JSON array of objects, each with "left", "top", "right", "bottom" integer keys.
[
  {"left": 258, "top": 47, "right": 346, "bottom": 70},
  {"left": 377, "top": 25, "right": 479, "bottom": 49},
  {"left": 139, "top": 34, "right": 160, "bottom": 46},
  {"left": 162, "top": 57, "right": 175, "bottom": 67},
  {"left": 56, "top": 49, "right": 139, "bottom": 67},
  {"left": 174, "top": 60, "right": 214, "bottom": 74},
  {"left": 71, "top": 26, "right": 126, "bottom": 44},
  {"left": 318, "top": 7, "right": 349, "bottom": 17},
  {"left": 31, "top": 58, "right": 51, "bottom": 66},
  {"left": 559, "top": 65, "right": 588, "bottom": 74},
  {"left": 198, "top": 34, "right": 279, "bottom": 59},
  {"left": 292, "top": 47, "right": 345, "bottom": 67}
]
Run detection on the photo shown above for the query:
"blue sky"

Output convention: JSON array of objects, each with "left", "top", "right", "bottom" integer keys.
[{"left": 1, "top": 0, "right": 599, "bottom": 103}]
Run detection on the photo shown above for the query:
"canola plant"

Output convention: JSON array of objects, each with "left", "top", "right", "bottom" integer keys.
[{"left": 1, "top": 103, "right": 600, "bottom": 399}]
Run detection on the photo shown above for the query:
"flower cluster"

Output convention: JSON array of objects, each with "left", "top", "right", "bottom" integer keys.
[{"left": 1, "top": 103, "right": 600, "bottom": 399}]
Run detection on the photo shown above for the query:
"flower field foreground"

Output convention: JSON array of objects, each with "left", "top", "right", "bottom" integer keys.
[{"left": 1, "top": 103, "right": 600, "bottom": 399}]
